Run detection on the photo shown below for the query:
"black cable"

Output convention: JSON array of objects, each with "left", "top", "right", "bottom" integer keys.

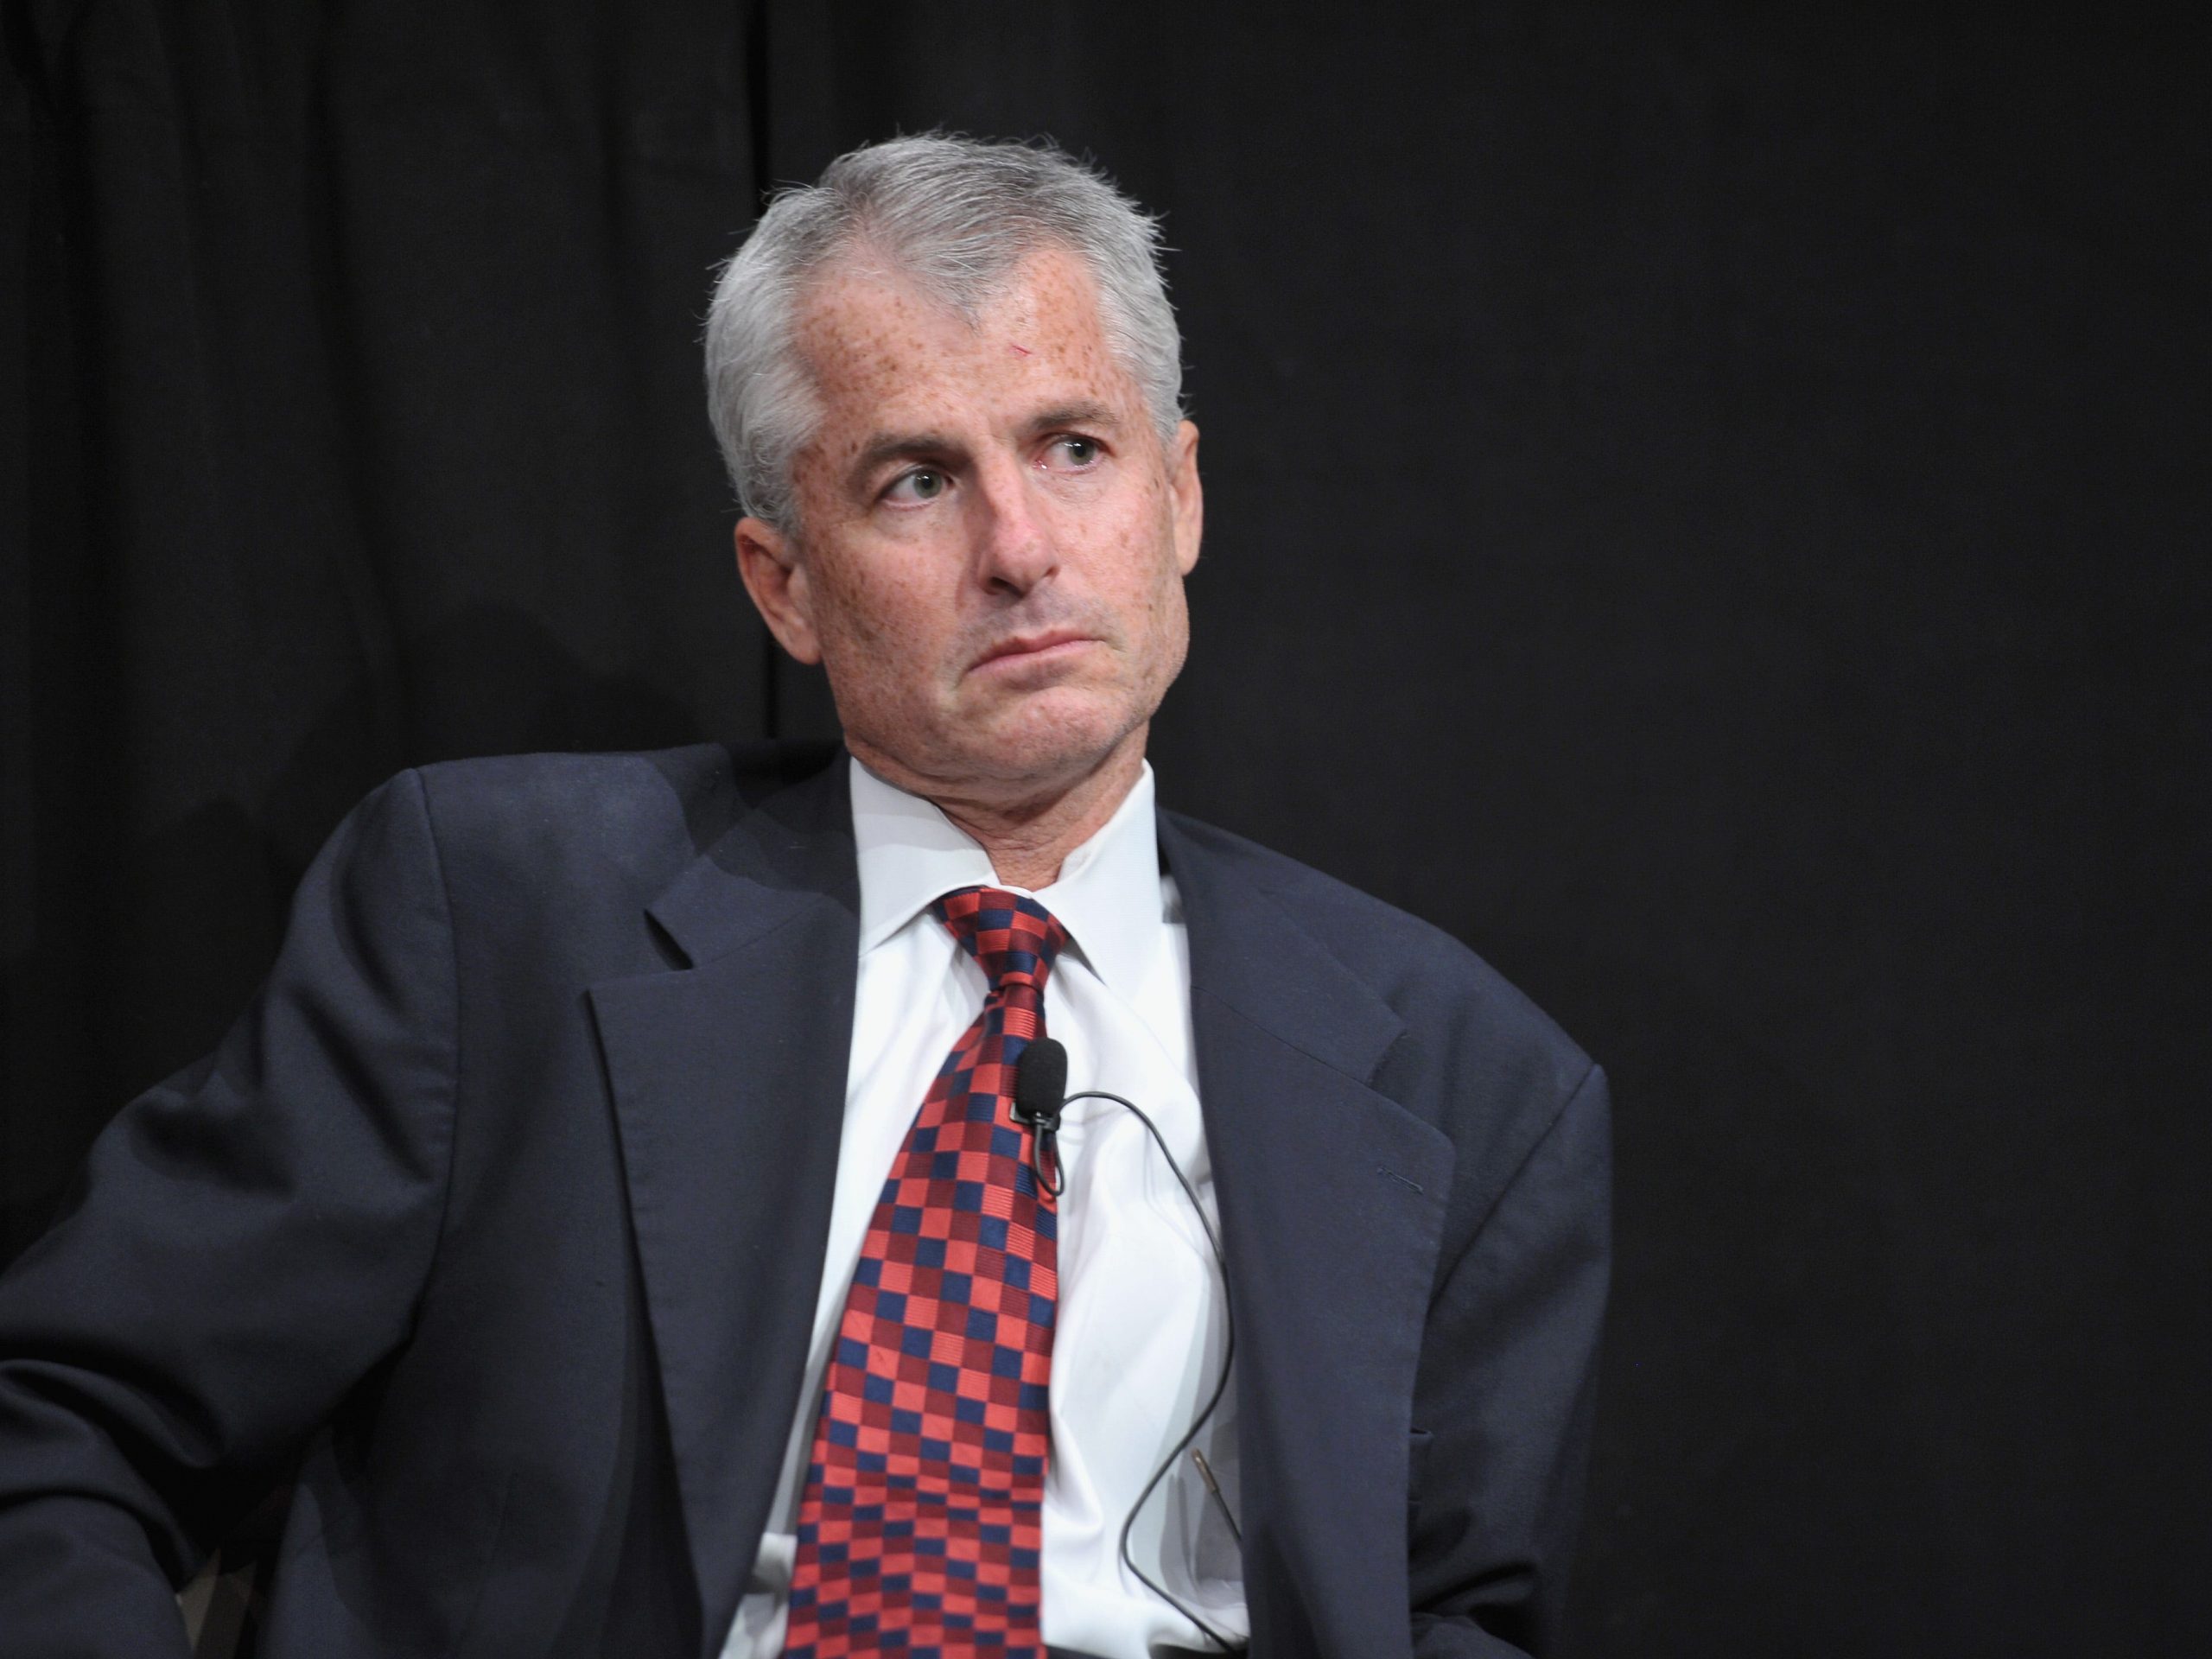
[{"left": 1056, "top": 1088, "right": 1245, "bottom": 1653}]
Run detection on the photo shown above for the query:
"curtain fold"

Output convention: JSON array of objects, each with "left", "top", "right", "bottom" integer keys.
[{"left": 5, "top": 3, "right": 772, "bottom": 1253}]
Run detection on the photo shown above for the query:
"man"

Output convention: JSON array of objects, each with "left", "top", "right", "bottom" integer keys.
[{"left": 0, "top": 137, "right": 1609, "bottom": 1658}]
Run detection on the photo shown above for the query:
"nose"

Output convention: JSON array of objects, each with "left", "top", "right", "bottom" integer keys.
[{"left": 969, "top": 452, "right": 1058, "bottom": 597}]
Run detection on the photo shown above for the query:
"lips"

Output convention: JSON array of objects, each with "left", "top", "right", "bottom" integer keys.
[{"left": 972, "top": 629, "right": 1091, "bottom": 670}]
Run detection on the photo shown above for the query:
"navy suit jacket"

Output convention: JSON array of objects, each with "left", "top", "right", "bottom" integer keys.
[{"left": 0, "top": 742, "right": 1609, "bottom": 1658}]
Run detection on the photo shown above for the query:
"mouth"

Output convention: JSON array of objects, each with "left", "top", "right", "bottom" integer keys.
[{"left": 970, "top": 629, "right": 1094, "bottom": 673}]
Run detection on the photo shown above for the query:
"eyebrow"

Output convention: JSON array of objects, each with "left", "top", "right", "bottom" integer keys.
[
  {"left": 848, "top": 430, "right": 963, "bottom": 495},
  {"left": 1023, "top": 400, "right": 1122, "bottom": 437}
]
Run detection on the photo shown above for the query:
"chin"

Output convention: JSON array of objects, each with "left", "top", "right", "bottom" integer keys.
[{"left": 951, "top": 688, "right": 1144, "bottom": 786}]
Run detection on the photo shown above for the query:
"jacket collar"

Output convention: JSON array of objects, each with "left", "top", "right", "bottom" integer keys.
[{"left": 642, "top": 747, "right": 860, "bottom": 968}]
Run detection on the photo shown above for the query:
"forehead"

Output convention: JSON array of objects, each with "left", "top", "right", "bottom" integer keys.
[{"left": 791, "top": 245, "right": 1135, "bottom": 433}]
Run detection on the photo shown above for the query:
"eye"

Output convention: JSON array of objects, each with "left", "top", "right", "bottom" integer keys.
[
  {"left": 883, "top": 467, "right": 949, "bottom": 505},
  {"left": 1043, "top": 435, "right": 1103, "bottom": 471}
]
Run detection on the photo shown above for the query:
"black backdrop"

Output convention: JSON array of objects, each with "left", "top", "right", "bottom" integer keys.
[{"left": 3, "top": 4, "right": 2206, "bottom": 1656}]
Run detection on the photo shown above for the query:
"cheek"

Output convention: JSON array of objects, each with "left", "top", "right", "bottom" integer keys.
[
  {"left": 1149, "top": 570, "right": 1190, "bottom": 667},
  {"left": 1127, "top": 501, "right": 1188, "bottom": 630},
  {"left": 812, "top": 548, "right": 951, "bottom": 675}
]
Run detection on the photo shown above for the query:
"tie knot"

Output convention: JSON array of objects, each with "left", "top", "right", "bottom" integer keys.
[{"left": 931, "top": 886, "right": 1069, "bottom": 999}]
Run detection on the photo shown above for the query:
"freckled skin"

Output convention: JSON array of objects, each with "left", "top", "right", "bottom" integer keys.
[{"left": 734, "top": 247, "right": 1204, "bottom": 885}]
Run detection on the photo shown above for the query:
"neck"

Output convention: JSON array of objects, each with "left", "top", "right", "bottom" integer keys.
[{"left": 857, "top": 729, "right": 1149, "bottom": 891}]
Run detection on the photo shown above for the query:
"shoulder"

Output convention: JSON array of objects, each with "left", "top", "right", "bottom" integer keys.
[
  {"left": 405, "top": 741, "right": 834, "bottom": 847},
  {"left": 381, "top": 740, "right": 841, "bottom": 910},
  {"left": 1162, "top": 809, "right": 1596, "bottom": 1121}
]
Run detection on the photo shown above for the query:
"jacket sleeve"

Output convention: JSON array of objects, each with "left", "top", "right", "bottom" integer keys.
[
  {"left": 0, "top": 770, "right": 460, "bottom": 1655},
  {"left": 1408, "top": 1061, "right": 1612, "bottom": 1657}
]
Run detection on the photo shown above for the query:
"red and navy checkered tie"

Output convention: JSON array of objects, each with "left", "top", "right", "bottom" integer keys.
[{"left": 785, "top": 886, "right": 1071, "bottom": 1658}]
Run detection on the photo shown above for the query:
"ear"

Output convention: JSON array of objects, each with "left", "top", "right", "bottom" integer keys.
[
  {"left": 734, "top": 517, "right": 823, "bottom": 664},
  {"left": 1167, "top": 419, "right": 1204, "bottom": 576}
]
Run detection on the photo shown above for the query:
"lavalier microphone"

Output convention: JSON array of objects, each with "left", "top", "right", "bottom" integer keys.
[
  {"left": 1011, "top": 1036, "right": 1069, "bottom": 1198},
  {"left": 1013, "top": 1035, "right": 1068, "bottom": 1131}
]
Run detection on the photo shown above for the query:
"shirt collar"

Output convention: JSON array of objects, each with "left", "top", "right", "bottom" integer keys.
[{"left": 849, "top": 754, "right": 1166, "bottom": 996}]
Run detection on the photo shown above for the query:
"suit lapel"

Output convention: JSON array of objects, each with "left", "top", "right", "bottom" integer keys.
[
  {"left": 1160, "top": 813, "right": 1457, "bottom": 1659},
  {"left": 588, "top": 756, "right": 858, "bottom": 1656}
]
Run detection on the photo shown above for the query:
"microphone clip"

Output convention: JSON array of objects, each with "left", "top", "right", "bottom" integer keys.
[
  {"left": 1029, "top": 1116, "right": 1065, "bottom": 1198},
  {"left": 1010, "top": 1096, "right": 1065, "bottom": 1198}
]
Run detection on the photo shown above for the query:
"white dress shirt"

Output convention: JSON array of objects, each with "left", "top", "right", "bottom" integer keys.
[{"left": 720, "top": 757, "right": 1248, "bottom": 1658}]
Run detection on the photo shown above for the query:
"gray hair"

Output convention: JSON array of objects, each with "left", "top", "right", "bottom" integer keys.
[{"left": 703, "top": 134, "right": 1185, "bottom": 534}]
